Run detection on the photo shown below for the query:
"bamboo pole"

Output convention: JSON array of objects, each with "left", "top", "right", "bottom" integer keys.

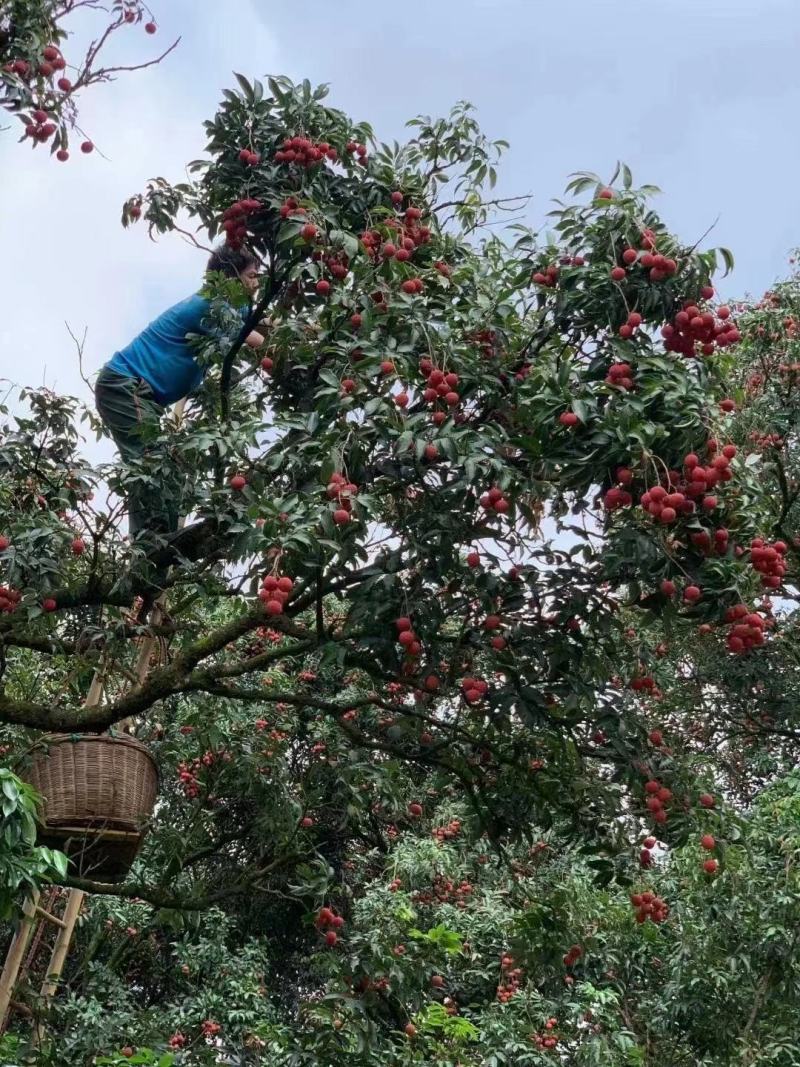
[
  {"left": 31, "top": 888, "right": 85, "bottom": 1047},
  {"left": 84, "top": 667, "right": 104, "bottom": 709},
  {"left": 37, "top": 889, "right": 85, "bottom": 1003},
  {"left": 0, "top": 893, "right": 40, "bottom": 1031},
  {"left": 0, "top": 617, "right": 109, "bottom": 1031},
  {"left": 21, "top": 889, "right": 57, "bottom": 976},
  {"left": 33, "top": 908, "right": 67, "bottom": 931}
]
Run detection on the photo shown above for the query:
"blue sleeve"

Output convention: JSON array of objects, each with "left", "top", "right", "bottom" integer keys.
[
  {"left": 187, "top": 295, "right": 214, "bottom": 337},
  {"left": 185, "top": 295, "right": 251, "bottom": 345}
]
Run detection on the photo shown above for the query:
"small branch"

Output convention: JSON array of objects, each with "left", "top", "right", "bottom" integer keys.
[
  {"left": 685, "top": 214, "right": 721, "bottom": 257},
  {"left": 65, "top": 321, "right": 93, "bottom": 392},
  {"left": 73, "top": 38, "right": 181, "bottom": 90},
  {"left": 431, "top": 193, "right": 531, "bottom": 214},
  {"left": 211, "top": 637, "right": 318, "bottom": 680},
  {"left": 220, "top": 258, "right": 294, "bottom": 418},
  {"left": 740, "top": 965, "right": 774, "bottom": 1052},
  {"left": 169, "top": 222, "right": 213, "bottom": 254}
]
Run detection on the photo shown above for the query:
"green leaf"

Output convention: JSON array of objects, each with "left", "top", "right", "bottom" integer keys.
[
  {"left": 267, "top": 76, "right": 286, "bottom": 103},
  {"left": 233, "top": 72, "right": 254, "bottom": 101},
  {"left": 1, "top": 777, "right": 19, "bottom": 803}
]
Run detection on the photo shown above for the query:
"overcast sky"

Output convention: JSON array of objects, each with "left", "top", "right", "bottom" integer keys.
[{"left": 2, "top": 0, "right": 798, "bottom": 456}]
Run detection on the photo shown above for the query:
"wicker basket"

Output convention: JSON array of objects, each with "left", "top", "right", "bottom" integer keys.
[{"left": 24, "top": 734, "right": 158, "bottom": 881}]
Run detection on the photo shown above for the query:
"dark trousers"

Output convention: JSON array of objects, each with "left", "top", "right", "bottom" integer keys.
[{"left": 94, "top": 366, "right": 180, "bottom": 541}]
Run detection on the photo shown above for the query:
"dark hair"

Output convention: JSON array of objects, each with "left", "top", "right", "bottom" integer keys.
[{"left": 206, "top": 244, "right": 258, "bottom": 278}]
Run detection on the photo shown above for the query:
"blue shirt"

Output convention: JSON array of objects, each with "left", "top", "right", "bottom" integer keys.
[{"left": 107, "top": 294, "right": 248, "bottom": 405}]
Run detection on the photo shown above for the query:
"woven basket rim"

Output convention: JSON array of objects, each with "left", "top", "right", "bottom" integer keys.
[{"left": 31, "top": 732, "right": 157, "bottom": 764}]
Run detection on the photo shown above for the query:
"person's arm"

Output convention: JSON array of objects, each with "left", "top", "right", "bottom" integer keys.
[{"left": 237, "top": 303, "right": 265, "bottom": 349}]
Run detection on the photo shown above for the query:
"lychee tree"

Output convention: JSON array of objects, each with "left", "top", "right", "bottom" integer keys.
[
  {"left": 599, "top": 262, "right": 800, "bottom": 812},
  {"left": 2, "top": 73, "right": 800, "bottom": 1064},
  {"left": 0, "top": 72, "right": 790, "bottom": 846},
  {"left": 1, "top": 0, "right": 177, "bottom": 159},
  {"left": 5, "top": 758, "right": 800, "bottom": 1065}
]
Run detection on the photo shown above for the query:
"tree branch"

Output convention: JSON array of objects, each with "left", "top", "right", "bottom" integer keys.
[{"left": 64, "top": 849, "right": 301, "bottom": 911}]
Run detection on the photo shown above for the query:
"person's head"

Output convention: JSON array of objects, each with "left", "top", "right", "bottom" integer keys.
[{"left": 207, "top": 244, "right": 260, "bottom": 297}]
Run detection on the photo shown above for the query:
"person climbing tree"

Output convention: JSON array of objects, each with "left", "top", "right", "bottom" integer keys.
[{"left": 94, "top": 245, "right": 264, "bottom": 544}]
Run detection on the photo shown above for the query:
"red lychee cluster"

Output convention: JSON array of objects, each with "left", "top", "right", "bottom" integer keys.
[
  {"left": 496, "top": 953, "right": 524, "bottom": 1002},
  {"left": 243, "top": 626, "right": 283, "bottom": 658},
  {"left": 479, "top": 485, "right": 511, "bottom": 515},
  {"left": 618, "top": 311, "right": 644, "bottom": 340},
  {"left": 419, "top": 364, "right": 461, "bottom": 422},
  {"left": 6, "top": 43, "right": 66, "bottom": 82},
  {"left": 603, "top": 485, "right": 633, "bottom": 510},
  {"left": 640, "top": 834, "right": 658, "bottom": 868},
  {"left": 749, "top": 538, "right": 788, "bottom": 589},
  {"left": 700, "top": 833, "right": 719, "bottom": 874},
  {"left": 630, "top": 889, "right": 669, "bottom": 924},
  {"left": 274, "top": 134, "right": 339, "bottom": 166},
  {"left": 471, "top": 328, "right": 499, "bottom": 359},
  {"left": 531, "top": 263, "right": 561, "bottom": 287},
  {"left": 360, "top": 206, "right": 431, "bottom": 266},
  {"left": 221, "top": 198, "right": 262, "bottom": 247},
  {"left": 320, "top": 250, "right": 350, "bottom": 282},
  {"left": 613, "top": 232, "right": 678, "bottom": 284},
  {"left": 316, "top": 905, "right": 345, "bottom": 946},
  {"left": 635, "top": 444, "right": 736, "bottom": 528},
  {"left": 0, "top": 585, "right": 21, "bottom": 614},
  {"left": 432, "top": 818, "right": 462, "bottom": 843},
  {"left": 643, "top": 777, "right": 673, "bottom": 826},
  {"left": 237, "top": 147, "right": 260, "bottom": 166},
  {"left": 605, "top": 361, "right": 635, "bottom": 389},
  {"left": 723, "top": 603, "right": 770, "bottom": 654},
  {"left": 530, "top": 1018, "right": 560, "bottom": 1051},
  {"left": 563, "top": 943, "right": 584, "bottom": 968},
  {"left": 177, "top": 749, "right": 231, "bottom": 799},
  {"left": 351, "top": 974, "right": 391, "bottom": 996},
  {"left": 461, "top": 675, "right": 489, "bottom": 704},
  {"left": 257, "top": 573, "right": 294, "bottom": 615},
  {"left": 661, "top": 299, "right": 740, "bottom": 358},
  {"left": 327, "top": 472, "right": 359, "bottom": 524},
  {"left": 278, "top": 196, "right": 306, "bottom": 219},
  {"left": 630, "top": 674, "right": 659, "bottom": 696},
  {"left": 345, "top": 139, "right": 369, "bottom": 163},
  {"left": 400, "top": 277, "right": 424, "bottom": 296},
  {"left": 603, "top": 466, "right": 634, "bottom": 510},
  {"left": 23, "top": 107, "right": 58, "bottom": 144},
  {"left": 413, "top": 875, "right": 473, "bottom": 908},
  {"left": 395, "top": 616, "right": 422, "bottom": 658},
  {"left": 748, "top": 430, "right": 784, "bottom": 451}
]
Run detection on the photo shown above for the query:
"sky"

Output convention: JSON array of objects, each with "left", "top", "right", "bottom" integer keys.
[{"left": 1, "top": 0, "right": 799, "bottom": 459}]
